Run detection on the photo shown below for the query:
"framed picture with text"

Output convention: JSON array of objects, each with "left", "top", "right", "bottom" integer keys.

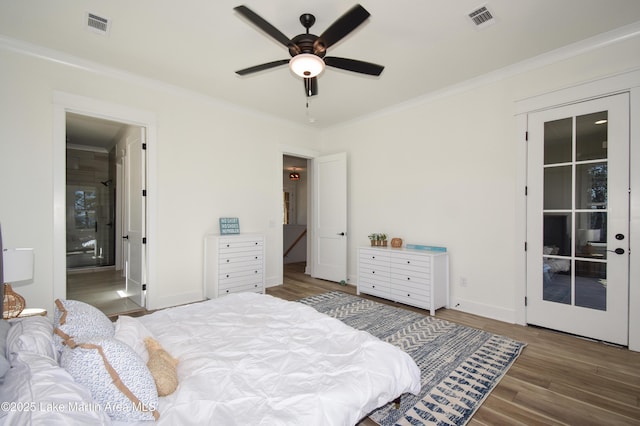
[{"left": 219, "top": 217, "right": 240, "bottom": 234}]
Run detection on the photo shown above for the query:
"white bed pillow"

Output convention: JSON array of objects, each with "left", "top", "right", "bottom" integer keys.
[
  {"left": 0, "top": 350, "right": 111, "bottom": 425},
  {"left": 6, "top": 316, "right": 56, "bottom": 360},
  {"left": 114, "top": 315, "right": 154, "bottom": 363},
  {"left": 53, "top": 299, "right": 114, "bottom": 351},
  {"left": 60, "top": 336, "right": 159, "bottom": 422}
]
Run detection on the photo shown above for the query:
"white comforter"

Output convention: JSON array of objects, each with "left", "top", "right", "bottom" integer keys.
[{"left": 136, "top": 292, "right": 421, "bottom": 426}]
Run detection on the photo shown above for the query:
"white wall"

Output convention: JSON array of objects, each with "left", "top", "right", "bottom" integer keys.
[
  {"left": 320, "top": 35, "right": 640, "bottom": 327},
  {"left": 0, "top": 46, "right": 318, "bottom": 314},
  {"left": 1, "top": 29, "right": 639, "bottom": 348}
]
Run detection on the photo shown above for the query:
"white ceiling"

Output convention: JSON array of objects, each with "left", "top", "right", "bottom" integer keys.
[{"left": 2, "top": 0, "right": 640, "bottom": 132}]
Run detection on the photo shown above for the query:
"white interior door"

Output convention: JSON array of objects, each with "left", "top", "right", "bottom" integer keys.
[
  {"left": 526, "top": 93, "right": 629, "bottom": 345},
  {"left": 312, "top": 152, "right": 347, "bottom": 282},
  {"left": 124, "top": 128, "right": 146, "bottom": 307}
]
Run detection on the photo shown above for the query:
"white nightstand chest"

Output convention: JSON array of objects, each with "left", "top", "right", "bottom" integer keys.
[
  {"left": 204, "top": 234, "right": 265, "bottom": 299},
  {"left": 357, "top": 246, "right": 449, "bottom": 315}
]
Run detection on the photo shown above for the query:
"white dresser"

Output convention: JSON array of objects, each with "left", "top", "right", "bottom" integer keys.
[
  {"left": 204, "top": 234, "right": 265, "bottom": 298},
  {"left": 357, "top": 246, "right": 449, "bottom": 315}
]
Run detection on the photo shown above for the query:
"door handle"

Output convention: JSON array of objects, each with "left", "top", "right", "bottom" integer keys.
[
  {"left": 607, "top": 248, "right": 625, "bottom": 255},
  {"left": 122, "top": 235, "right": 129, "bottom": 240},
  {"left": 337, "top": 232, "right": 345, "bottom": 236}
]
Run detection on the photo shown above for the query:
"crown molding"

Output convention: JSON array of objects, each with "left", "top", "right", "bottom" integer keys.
[
  {"left": 2, "top": 20, "right": 640, "bottom": 132},
  {"left": 0, "top": 34, "right": 312, "bottom": 132},
  {"left": 325, "top": 20, "right": 640, "bottom": 131}
]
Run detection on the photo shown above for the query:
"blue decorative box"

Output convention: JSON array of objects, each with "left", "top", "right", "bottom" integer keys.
[{"left": 405, "top": 244, "right": 447, "bottom": 252}]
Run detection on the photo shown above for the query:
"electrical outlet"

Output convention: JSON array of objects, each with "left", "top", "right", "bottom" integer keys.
[{"left": 460, "top": 277, "right": 468, "bottom": 287}]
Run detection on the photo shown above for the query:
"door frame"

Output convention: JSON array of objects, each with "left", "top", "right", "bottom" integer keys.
[
  {"left": 515, "top": 69, "right": 640, "bottom": 351},
  {"left": 279, "top": 144, "right": 321, "bottom": 278},
  {"left": 52, "top": 92, "right": 157, "bottom": 309}
]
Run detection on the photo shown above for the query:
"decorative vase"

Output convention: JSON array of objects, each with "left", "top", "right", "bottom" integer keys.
[{"left": 391, "top": 238, "right": 402, "bottom": 248}]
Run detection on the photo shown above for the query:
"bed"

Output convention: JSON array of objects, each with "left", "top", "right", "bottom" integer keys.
[{"left": 0, "top": 291, "right": 421, "bottom": 425}]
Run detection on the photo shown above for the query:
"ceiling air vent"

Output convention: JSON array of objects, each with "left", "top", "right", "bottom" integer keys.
[
  {"left": 468, "top": 5, "right": 495, "bottom": 29},
  {"left": 86, "top": 12, "right": 111, "bottom": 35}
]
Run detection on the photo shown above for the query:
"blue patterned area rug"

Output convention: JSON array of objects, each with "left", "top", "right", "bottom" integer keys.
[{"left": 298, "top": 291, "right": 526, "bottom": 426}]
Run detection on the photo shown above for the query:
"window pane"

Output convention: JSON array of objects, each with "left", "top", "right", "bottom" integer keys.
[
  {"left": 576, "top": 163, "right": 607, "bottom": 209},
  {"left": 543, "top": 258, "right": 571, "bottom": 304},
  {"left": 575, "top": 212, "right": 607, "bottom": 259},
  {"left": 544, "top": 213, "right": 572, "bottom": 256},
  {"left": 544, "top": 166, "right": 572, "bottom": 209},
  {"left": 575, "top": 261, "right": 606, "bottom": 311},
  {"left": 544, "top": 117, "right": 572, "bottom": 164},
  {"left": 576, "top": 111, "right": 608, "bottom": 161}
]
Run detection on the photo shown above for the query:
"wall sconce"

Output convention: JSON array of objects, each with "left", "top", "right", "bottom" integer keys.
[{"left": 3, "top": 248, "right": 34, "bottom": 319}]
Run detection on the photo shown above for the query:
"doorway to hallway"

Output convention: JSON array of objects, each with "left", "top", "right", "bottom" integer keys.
[{"left": 283, "top": 155, "right": 308, "bottom": 271}]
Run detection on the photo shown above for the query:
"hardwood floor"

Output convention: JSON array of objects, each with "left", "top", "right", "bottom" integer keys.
[
  {"left": 67, "top": 267, "right": 145, "bottom": 318},
  {"left": 270, "top": 263, "right": 640, "bottom": 425}
]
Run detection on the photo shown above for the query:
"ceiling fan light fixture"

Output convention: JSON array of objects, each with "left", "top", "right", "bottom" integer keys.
[{"left": 289, "top": 54, "right": 325, "bottom": 78}]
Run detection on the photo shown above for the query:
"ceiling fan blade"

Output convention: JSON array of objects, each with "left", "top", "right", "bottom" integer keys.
[
  {"left": 314, "top": 4, "right": 370, "bottom": 54},
  {"left": 324, "top": 57, "right": 384, "bottom": 76},
  {"left": 235, "top": 59, "right": 289, "bottom": 76},
  {"left": 304, "top": 77, "right": 318, "bottom": 97},
  {"left": 234, "top": 5, "right": 292, "bottom": 48}
]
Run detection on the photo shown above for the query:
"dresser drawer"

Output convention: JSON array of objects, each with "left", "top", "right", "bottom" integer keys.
[
  {"left": 358, "top": 280, "right": 391, "bottom": 299},
  {"left": 219, "top": 267, "right": 262, "bottom": 283},
  {"left": 219, "top": 241, "right": 263, "bottom": 254},
  {"left": 359, "top": 264, "right": 390, "bottom": 278},
  {"left": 360, "top": 249, "right": 390, "bottom": 262},
  {"left": 390, "top": 272, "right": 430, "bottom": 286},
  {"left": 219, "top": 257, "right": 263, "bottom": 273},
  {"left": 391, "top": 290, "right": 430, "bottom": 309},
  {"left": 390, "top": 253, "right": 431, "bottom": 272},
  {"left": 220, "top": 251, "right": 262, "bottom": 262},
  {"left": 218, "top": 282, "right": 263, "bottom": 296}
]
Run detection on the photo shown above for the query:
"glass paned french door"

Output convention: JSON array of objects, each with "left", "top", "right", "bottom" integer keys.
[{"left": 527, "top": 94, "right": 629, "bottom": 345}]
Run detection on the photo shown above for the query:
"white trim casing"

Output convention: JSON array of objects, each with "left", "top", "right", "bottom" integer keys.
[
  {"left": 515, "top": 68, "right": 640, "bottom": 351},
  {"left": 52, "top": 92, "right": 157, "bottom": 309}
]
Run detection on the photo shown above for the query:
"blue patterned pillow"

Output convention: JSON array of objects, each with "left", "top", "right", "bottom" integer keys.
[
  {"left": 53, "top": 299, "right": 114, "bottom": 351},
  {"left": 60, "top": 337, "right": 159, "bottom": 421}
]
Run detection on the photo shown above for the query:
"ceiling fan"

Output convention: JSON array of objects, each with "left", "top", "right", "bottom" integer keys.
[{"left": 234, "top": 4, "right": 384, "bottom": 98}]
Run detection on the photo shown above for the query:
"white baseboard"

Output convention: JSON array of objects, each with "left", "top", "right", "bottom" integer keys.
[
  {"left": 449, "top": 297, "right": 517, "bottom": 324},
  {"left": 148, "top": 290, "right": 203, "bottom": 311}
]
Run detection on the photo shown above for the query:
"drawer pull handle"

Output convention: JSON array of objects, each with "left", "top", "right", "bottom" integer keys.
[
  {"left": 254, "top": 270, "right": 258, "bottom": 274},
  {"left": 372, "top": 256, "right": 375, "bottom": 259},
  {"left": 407, "top": 277, "right": 410, "bottom": 280},
  {"left": 372, "top": 271, "right": 375, "bottom": 274},
  {"left": 226, "top": 289, "right": 230, "bottom": 293},
  {"left": 372, "top": 285, "right": 376, "bottom": 288},
  {"left": 407, "top": 261, "right": 410, "bottom": 264},
  {"left": 226, "top": 259, "right": 230, "bottom": 263},
  {"left": 226, "top": 274, "right": 230, "bottom": 278},
  {"left": 226, "top": 244, "right": 230, "bottom": 247},
  {"left": 407, "top": 293, "right": 410, "bottom": 297}
]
